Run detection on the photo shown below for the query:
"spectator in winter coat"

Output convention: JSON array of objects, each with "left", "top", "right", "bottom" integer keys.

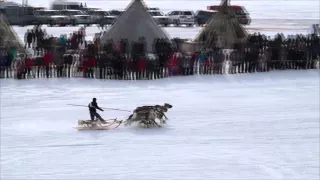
[
  {"left": 87, "top": 56, "right": 96, "bottom": 67},
  {"left": 140, "top": 57, "right": 147, "bottom": 79},
  {"left": 182, "top": 57, "right": 191, "bottom": 75},
  {"left": 59, "top": 35, "right": 67, "bottom": 47},
  {"left": 16, "top": 56, "right": 25, "bottom": 79},
  {"left": 0, "top": 49, "right": 5, "bottom": 67},
  {"left": 7, "top": 47, "right": 16, "bottom": 67},
  {"left": 26, "top": 30, "right": 33, "bottom": 48},
  {"left": 167, "top": 54, "right": 177, "bottom": 76},
  {"left": 31, "top": 29, "right": 36, "bottom": 47},
  {"left": 198, "top": 52, "right": 206, "bottom": 64},
  {"left": 0, "top": 49, "right": 5, "bottom": 78},
  {"left": 77, "top": 31, "right": 83, "bottom": 43},
  {"left": 54, "top": 53, "right": 64, "bottom": 77},
  {"left": 71, "top": 34, "right": 78, "bottom": 50},
  {"left": 33, "top": 51, "right": 43, "bottom": 78},
  {"left": 43, "top": 50, "right": 53, "bottom": 78},
  {"left": 34, "top": 51, "right": 43, "bottom": 66},
  {"left": 66, "top": 52, "right": 74, "bottom": 66},
  {"left": 137, "top": 57, "right": 146, "bottom": 72},
  {"left": 64, "top": 51, "right": 74, "bottom": 77},
  {"left": 37, "top": 29, "right": 44, "bottom": 48},
  {"left": 125, "top": 57, "right": 133, "bottom": 73},
  {"left": 146, "top": 59, "right": 155, "bottom": 79},
  {"left": 43, "top": 50, "right": 53, "bottom": 66},
  {"left": 97, "top": 53, "right": 105, "bottom": 79},
  {"left": 24, "top": 54, "right": 34, "bottom": 77},
  {"left": 83, "top": 54, "right": 94, "bottom": 77}
]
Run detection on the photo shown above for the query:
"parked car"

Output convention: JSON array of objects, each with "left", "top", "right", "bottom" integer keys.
[
  {"left": 107, "top": 10, "right": 124, "bottom": 25},
  {"left": 86, "top": 9, "right": 109, "bottom": 25},
  {"left": 35, "top": 9, "right": 70, "bottom": 26},
  {"left": 89, "top": 10, "right": 118, "bottom": 26},
  {"left": 195, "top": 10, "right": 217, "bottom": 26},
  {"left": 148, "top": 10, "right": 170, "bottom": 27},
  {"left": 167, "top": 10, "right": 196, "bottom": 27},
  {"left": 80, "top": 7, "right": 101, "bottom": 13},
  {"left": 102, "top": 14, "right": 118, "bottom": 25},
  {"left": 207, "top": 5, "right": 251, "bottom": 25},
  {"left": 50, "top": 0, "right": 82, "bottom": 10},
  {"left": 146, "top": 7, "right": 160, "bottom": 11},
  {"left": 0, "top": 2, "right": 38, "bottom": 26},
  {"left": 59, "top": 9, "right": 92, "bottom": 26},
  {"left": 108, "top": 9, "right": 124, "bottom": 16}
]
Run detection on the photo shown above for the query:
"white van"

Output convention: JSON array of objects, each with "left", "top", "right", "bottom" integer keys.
[{"left": 167, "top": 10, "right": 195, "bottom": 27}]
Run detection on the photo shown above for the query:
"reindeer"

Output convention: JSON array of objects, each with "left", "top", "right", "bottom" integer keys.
[{"left": 125, "top": 103, "right": 173, "bottom": 128}]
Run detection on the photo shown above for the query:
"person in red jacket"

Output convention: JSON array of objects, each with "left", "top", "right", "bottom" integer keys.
[
  {"left": 116, "top": 41, "right": 121, "bottom": 53},
  {"left": 87, "top": 56, "right": 96, "bottom": 78},
  {"left": 24, "top": 54, "right": 34, "bottom": 78},
  {"left": 81, "top": 55, "right": 88, "bottom": 77},
  {"left": 137, "top": 57, "right": 146, "bottom": 79},
  {"left": 43, "top": 50, "right": 53, "bottom": 78},
  {"left": 167, "top": 54, "right": 177, "bottom": 76}
]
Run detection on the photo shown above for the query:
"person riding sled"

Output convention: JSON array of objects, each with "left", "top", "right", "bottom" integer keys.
[{"left": 88, "top": 98, "right": 106, "bottom": 124}]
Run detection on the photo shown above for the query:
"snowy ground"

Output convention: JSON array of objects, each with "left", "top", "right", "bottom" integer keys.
[
  {"left": 3, "top": 0, "right": 320, "bottom": 179},
  {"left": 0, "top": 70, "right": 319, "bottom": 179}
]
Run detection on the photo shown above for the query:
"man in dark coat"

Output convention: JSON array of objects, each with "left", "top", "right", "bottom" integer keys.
[{"left": 88, "top": 98, "right": 105, "bottom": 122}]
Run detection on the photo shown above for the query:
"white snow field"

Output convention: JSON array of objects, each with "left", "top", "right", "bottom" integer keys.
[
  {"left": 2, "top": 0, "right": 320, "bottom": 179},
  {"left": 0, "top": 70, "right": 319, "bottom": 180}
]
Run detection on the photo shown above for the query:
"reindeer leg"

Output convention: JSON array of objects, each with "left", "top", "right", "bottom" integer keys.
[
  {"left": 152, "top": 119, "right": 161, "bottom": 128},
  {"left": 162, "top": 113, "right": 168, "bottom": 120}
]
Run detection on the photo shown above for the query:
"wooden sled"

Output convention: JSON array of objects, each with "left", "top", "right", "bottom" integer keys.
[{"left": 74, "top": 118, "right": 123, "bottom": 131}]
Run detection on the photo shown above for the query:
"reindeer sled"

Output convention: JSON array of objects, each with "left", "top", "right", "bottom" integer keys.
[
  {"left": 71, "top": 103, "right": 173, "bottom": 130},
  {"left": 124, "top": 103, "right": 173, "bottom": 128},
  {"left": 74, "top": 118, "right": 123, "bottom": 131}
]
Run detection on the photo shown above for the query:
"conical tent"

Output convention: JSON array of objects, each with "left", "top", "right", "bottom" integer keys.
[
  {"left": 100, "top": 0, "right": 170, "bottom": 53},
  {"left": 0, "top": 13, "right": 25, "bottom": 51},
  {"left": 194, "top": 0, "right": 248, "bottom": 49}
]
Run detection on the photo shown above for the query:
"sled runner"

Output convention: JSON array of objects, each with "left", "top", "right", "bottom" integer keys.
[{"left": 73, "top": 126, "right": 110, "bottom": 131}]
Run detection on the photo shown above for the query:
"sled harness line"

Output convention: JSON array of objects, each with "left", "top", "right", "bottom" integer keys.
[{"left": 67, "top": 104, "right": 131, "bottom": 112}]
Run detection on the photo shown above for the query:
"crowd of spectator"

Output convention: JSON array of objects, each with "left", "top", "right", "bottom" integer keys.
[{"left": 0, "top": 26, "right": 319, "bottom": 80}]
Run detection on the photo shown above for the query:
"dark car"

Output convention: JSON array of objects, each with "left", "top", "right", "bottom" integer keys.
[
  {"left": 195, "top": 10, "right": 217, "bottom": 26},
  {"left": 86, "top": 9, "right": 109, "bottom": 24},
  {"left": 206, "top": 5, "right": 251, "bottom": 25},
  {"left": 146, "top": 7, "right": 160, "bottom": 11},
  {"left": 107, "top": 10, "right": 124, "bottom": 25}
]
